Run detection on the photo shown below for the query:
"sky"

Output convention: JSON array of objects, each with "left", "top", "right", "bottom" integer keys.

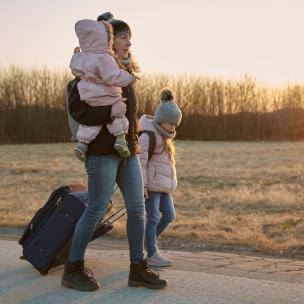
[{"left": 1, "top": 0, "right": 304, "bottom": 86}]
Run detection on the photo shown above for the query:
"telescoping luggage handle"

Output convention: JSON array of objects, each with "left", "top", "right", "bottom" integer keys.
[
  {"left": 89, "top": 206, "right": 126, "bottom": 242},
  {"left": 103, "top": 206, "right": 126, "bottom": 225}
]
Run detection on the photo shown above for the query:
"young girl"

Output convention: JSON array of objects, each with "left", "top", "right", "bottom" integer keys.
[
  {"left": 139, "top": 89, "right": 182, "bottom": 267},
  {"left": 70, "top": 19, "right": 137, "bottom": 161}
]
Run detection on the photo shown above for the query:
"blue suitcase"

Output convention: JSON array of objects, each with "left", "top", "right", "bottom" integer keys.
[{"left": 19, "top": 185, "right": 125, "bottom": 275}]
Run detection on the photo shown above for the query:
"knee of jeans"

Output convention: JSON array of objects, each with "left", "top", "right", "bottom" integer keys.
[
  {"left": 163, "top": 212, "right": 176, "bottom": 224},
  {"left": 148, "top": 213, "right": 160, "bottom": 225},
  {"left": 84, "top": 204, "right": 108, "bottom": 225},
  {"left": 127, "top": 203, "right": 144, "bottom": 220}
]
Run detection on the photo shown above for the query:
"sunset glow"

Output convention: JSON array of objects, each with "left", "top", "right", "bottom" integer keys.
[{"left": 1, "top": 0, "right": 304, "bottom": 85}]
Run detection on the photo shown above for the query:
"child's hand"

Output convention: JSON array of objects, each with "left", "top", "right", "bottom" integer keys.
[{"left": 111, "top": 101, "right": 127, "bottom": 118}]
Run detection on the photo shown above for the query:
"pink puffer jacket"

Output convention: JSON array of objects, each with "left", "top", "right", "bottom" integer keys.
[
  {"left": 70, "top": 19, "right": 134, "bottom": 106},
  {"left": 139, "top": 115, "right": 177, "bottom": 194}
]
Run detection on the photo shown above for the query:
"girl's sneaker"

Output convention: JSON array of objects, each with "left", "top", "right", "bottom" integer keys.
[
  {"left": 114, "top": 135, "right": 131, "bottom": 158},
  {"left": 146, "top": 252, "right": 172, "bottom": 267},
  {"left": 74, "top": 143, "right": 88, "bottom": 162}
]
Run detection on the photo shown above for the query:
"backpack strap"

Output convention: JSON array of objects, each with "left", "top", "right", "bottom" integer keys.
[
  {"left": 139, "top": 130, "right": 156, "bottom": 161},
  {"left": 65, "top": 78, "right": 80, "bottom": 141}
]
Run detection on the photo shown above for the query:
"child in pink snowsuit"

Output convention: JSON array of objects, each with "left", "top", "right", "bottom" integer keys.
[{"left": 70, "top": 19, "right": 136, "bottom": 161}]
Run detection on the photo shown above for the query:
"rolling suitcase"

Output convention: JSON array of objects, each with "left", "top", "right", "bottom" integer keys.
[{"left": 19, "top": 184, "right": 125, "bottom": 275}]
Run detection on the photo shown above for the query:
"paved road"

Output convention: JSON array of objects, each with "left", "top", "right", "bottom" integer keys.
[{"left": 1, "top": 240, "right": 304, "bottom": 303}]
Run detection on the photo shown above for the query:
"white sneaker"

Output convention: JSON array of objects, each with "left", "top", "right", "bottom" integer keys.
[{"left": 147, "top": 252, "right": 172, "bottom": 267}]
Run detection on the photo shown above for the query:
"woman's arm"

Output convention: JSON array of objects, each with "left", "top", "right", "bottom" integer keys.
[{"left": 68, "top": 77, "right": 113, "bottom": 126}]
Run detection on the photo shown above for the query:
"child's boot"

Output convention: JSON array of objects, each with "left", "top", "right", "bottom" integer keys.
[
  {"left": 114, "top": 134, "right": 131, "bottom": 158},
  {"left": 74, "top": 143, "right": 88, "bottom": 162}
]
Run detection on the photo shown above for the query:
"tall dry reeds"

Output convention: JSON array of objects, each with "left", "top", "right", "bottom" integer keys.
[
  {"left": 1, "top": 66, "right": 304, "bottom": 143},
  {"left": 0, "top": 66, "right": 71, "bottom": 143}
]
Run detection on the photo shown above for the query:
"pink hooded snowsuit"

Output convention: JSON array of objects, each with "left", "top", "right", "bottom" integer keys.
[
  {"left": 139, "top": 115, "right": 177, "bottom": 194},
  {"left": 70, "top": 19, "right": 135, "bottom": 143}
]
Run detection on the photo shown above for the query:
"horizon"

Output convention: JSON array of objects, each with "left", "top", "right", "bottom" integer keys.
[{"left": 1, "top": 0, "right": 304, "bottom": 86}]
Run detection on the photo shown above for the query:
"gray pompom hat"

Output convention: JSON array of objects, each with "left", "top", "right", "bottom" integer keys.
[{"left": 153, "top": 89, "right": 182, "bottom": 126}]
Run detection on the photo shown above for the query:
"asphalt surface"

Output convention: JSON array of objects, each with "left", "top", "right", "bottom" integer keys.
[{"left": 1, "top": 239, "right": 304, "bottom": 304}]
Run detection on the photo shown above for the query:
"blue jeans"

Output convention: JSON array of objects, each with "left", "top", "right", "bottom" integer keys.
[
  {"left": 145, "top": 191, "right": 176, "bottom": 257},
  {"left": 69, "top": 154, "right": 145, "bottom": 263}
]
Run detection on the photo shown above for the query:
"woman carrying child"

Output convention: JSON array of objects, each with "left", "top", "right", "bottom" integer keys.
[{"left": 62, "top": 12, "right": 168, "bottom": 291}]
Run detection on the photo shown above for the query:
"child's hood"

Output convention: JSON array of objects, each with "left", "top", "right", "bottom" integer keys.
[
  {"left": 75, "top": 19, "right": 108, "bottom": 53},
  {"left": 139, "top": 114, "right": 157, "bottom": 133}
]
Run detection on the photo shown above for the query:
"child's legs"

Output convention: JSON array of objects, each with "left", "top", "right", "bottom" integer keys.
[
  {"left": 76, "top": 125, "right": 102, "bottom": 144},
  {"left": 145, "top": 191, "right": 162, "bottom": 257},
  {"left": 68, "top": 154, "right": 120, "bottom": 262},
  {"left": 106, "top": 116, "right": 129, "bottom": 136},
  {"left": 157, "top": 193, "right": 176, "bottom": 238},
  {"left": 116, "top": 155, "right": 145, "bottom": 263}
]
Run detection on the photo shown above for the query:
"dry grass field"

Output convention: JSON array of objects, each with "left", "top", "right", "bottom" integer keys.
[{"left": 1, "top": 141, "right": 304, "bottom": 254}]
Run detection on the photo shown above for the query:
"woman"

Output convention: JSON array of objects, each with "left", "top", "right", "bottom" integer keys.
[{"left": 62, "top": 12, "right": 168, "bottom": 291}]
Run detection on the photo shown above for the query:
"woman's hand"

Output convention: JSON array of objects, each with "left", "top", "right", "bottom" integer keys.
[
  {"left": 111, "top": 101, "right": 127, "bottom": 118},
  {"left": 144, "top": 188, "right": 149, "bottom": 200}
]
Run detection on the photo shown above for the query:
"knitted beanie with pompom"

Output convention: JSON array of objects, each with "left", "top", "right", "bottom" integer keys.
[{"left": 153, "top": 89, "right": 182, "bottom": 126}]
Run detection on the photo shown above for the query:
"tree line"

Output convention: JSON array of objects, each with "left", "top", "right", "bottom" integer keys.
[{"left": 1, "top": 66, "right": 304, "bottom": 143}]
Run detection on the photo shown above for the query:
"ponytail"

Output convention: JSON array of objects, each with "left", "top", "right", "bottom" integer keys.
[{"left": 162, "top": 138, "right": 175, "bottom": 165}]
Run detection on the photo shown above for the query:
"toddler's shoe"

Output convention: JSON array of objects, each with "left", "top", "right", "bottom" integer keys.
[
  {"left": 114, "top": 135, "right": 131, "bottom": 158},
  {"left": 146, "top": 251, "right": 172, "bottom": 267},
  {"left": 74, "top": 143, "right": 88, "bottom": 162}
]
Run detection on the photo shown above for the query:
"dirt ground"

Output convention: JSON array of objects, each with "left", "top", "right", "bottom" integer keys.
[
  {"left": 3, "top": 226, "right": 304, "bottom": 260},
  {"left": 1, "top": 141, "right": 304, "bottom": 255}
]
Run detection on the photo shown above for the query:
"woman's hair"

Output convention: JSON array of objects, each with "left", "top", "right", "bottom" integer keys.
[
  {"left": 162, "top": 138, "right": 176, "bottom": 165},
  {"left": 118, "top": 51, "right": 141, "bottom": 74}
]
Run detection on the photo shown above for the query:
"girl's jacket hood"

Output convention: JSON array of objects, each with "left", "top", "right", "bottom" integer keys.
[
  {"left": 139, "top": 114, "right": 177, "bottom": 194},
  {"left": 139, "top": 114, "right": 157, "bottom": 133},
  {"left": 75, "top": 19, "right": 108, "bottom": 53}
]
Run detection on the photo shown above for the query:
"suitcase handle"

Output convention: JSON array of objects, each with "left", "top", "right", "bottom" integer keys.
[{"left": 103, "top": 207, "right": 126, "bottom": 224}]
